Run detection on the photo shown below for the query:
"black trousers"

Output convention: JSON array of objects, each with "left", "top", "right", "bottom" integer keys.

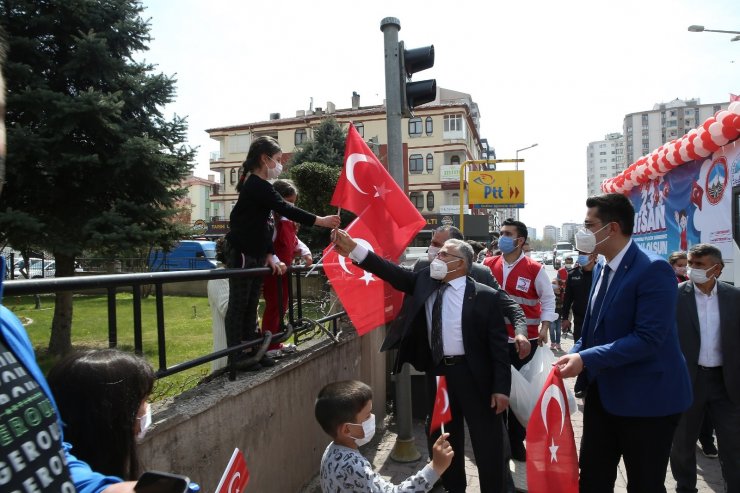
[
  {"left": 425, "top": 361, "right": 506, "bottom": 493},
  {"left": 224, "top": 249, "right": 264, "bottom": 349},
  {"left": 580, "top": 384, "right": 680, "bottom": 493},
  {"left": 573, "top": 315, "right": 584, "bottom": 344},
  {"left": 670, "top": 367, "right": 740, "bottom": 493},
  {"left": 698, "top": 413, "right": 715, "bottom": 449},
  {"left": 506, "top": 341, "right": 538, "bottom": 448}
]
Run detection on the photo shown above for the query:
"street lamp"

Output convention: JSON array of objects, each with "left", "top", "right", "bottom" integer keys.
[
  {"left": 688, "top": 25, "right": 740, "bottom": 40},
  {"left": 515, "top": 143, "right": 538, "bottom": 171}
]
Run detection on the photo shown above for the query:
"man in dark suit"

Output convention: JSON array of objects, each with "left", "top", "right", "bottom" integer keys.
[
  {"left": 561, "top": 252, "right": 596, "bottom": 345},
  {"left": 333, "top": 229, "right": 511, "bottom": 493},
  {"left": 555, "top": 193, "right": 692, "bottom": 493},
  {"left": 418, "top": 225, "right": 530, "bottom": 359},
  {"left": 670, "top": 243, "right": 740, "bottom": 493}
]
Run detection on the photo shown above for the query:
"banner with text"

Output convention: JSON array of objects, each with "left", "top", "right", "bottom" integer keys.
[{"left": 627, "top": 143, "right": 739, "bottom": 261}]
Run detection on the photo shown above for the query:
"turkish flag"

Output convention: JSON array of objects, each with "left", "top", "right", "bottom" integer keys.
[
  {"left": 331, "top": 124, "right": 425, "bottom": 260},
  {"left": 691, "top": 181, "right": 704, "bottom": 211},
  {"left": 215, "top": 448, "right": 249, "bottom": 493},
  {"left": 526, "top": 367, "right": 578, "bottom": 493},
  {"left": 322, "top": 214, "right": 404, "bottom": 335},
  {"left": 429, "top": 376, "right": 452, "bottom": 435},
  {"left": 731, "top": 93, "right": 740, "bottom": 102}
]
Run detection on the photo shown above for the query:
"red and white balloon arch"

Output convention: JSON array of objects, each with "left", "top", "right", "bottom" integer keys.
[{"left": 601, "top": 101, "right": 740, "bottom": 194}]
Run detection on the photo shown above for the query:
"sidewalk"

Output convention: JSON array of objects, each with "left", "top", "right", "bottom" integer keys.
[{"left": 364, "top": 335, "right": 724, "bottom": 493}]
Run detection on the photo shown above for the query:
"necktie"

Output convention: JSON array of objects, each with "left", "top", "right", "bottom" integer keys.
[
  {"left": 587, "top": 264, "right": 611, "bottom": 345},
  {"left": 431, "top": 283, "right": 449, "bottom": 366}
]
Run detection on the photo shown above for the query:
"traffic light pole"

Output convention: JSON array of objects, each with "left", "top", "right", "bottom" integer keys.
[{"left": 380, "top": 16, "right": 421, "bottom": 463}]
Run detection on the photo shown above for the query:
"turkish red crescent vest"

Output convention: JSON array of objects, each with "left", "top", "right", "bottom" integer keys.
[{"left": 485, "top": 255, "right": 543, "bottom": 339}]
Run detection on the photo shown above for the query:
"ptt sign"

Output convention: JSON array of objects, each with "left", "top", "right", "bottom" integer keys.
[{"left": 468, "top": 171, "right": 525, "bottom": 208}]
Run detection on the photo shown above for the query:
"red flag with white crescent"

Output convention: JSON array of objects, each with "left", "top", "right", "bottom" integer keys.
[
  {"left": 322, "top": 214, "right": 403, "bottom": 335},
  {"left": 429, "top": 376, "right": 452, "bottom": 435},
  {"left": 526, "top": 367, "right": 578, "bottom": 492},
  {"left": 215, "top": 448, "right": 249, "bottom": 493}
]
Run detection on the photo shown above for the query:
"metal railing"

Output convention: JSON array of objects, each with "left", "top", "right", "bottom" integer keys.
[{"left": 2, "top": 265, "right": 344, "bottom": 381}]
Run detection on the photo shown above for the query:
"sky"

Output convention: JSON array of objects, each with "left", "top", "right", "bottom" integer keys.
[{"left": 139, "top": 0, "right": 739, "bottom": 235}]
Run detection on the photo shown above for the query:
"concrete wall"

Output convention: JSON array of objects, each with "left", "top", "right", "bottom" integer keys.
[{"left": 137, "top": 324, "right": 387, "bottom": 492}]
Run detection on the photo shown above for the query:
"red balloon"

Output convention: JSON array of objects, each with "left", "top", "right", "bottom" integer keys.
[
  {"left": 701, "top": 134, "right": 720, "bottom": 152},
  {"left": 722, "top": 126, "right": 740, "bottom": 141},
  {"left": 686, "top": 143, "right": 700, "bottom": 161},
  {"left": 702, "top": 118, "right": 716, "bottom": 131},
  {"left": 672, "top": 150, "right": 683, "bottom": 164},
  {"left": 734, "top": 114, "right": 740, "bottom": 131}
]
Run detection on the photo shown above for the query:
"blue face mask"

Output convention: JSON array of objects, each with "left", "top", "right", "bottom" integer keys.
[
  {"left": 577, "top": 255, "right": 590, "bottom": 266},
  {"left": 498, "top": 236, "right": 519, "bottom": 254}
]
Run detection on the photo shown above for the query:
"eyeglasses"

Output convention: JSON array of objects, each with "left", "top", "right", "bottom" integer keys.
[{"left": 436, "top": 251, "right": 463, "bottom": 260}]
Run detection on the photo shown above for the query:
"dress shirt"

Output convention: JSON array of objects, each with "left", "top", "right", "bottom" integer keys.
[
  {"left": 425, "top": 276, "right": 466, "bottom": 356},
  {"left": 694, "top": 281, "right": 722, "bottom": 367},
  {"left": 590, "top": 239, "right": 632, "bottom": 313},
  {"left": 501, "top": 252, "right": 557, "bottom": 323}
]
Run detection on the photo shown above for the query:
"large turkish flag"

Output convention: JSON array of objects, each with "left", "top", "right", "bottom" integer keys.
[
  {"left": 215, "top": 448, "right": 249, "bottom": 493},
  {"left": 526, "top": 367, "right": 579, "bottom": 493}
]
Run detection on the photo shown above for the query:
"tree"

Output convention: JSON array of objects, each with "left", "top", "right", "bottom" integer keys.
[
  {"left": 0, "top": 0, "right": 195, "bottom": 354},
  {"left": 288, "top": 117, "right": 346, "bottom": 169}
]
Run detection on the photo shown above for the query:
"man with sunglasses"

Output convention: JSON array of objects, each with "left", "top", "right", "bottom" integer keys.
[
  {"left": 332, "top": 229, "right": 511, "bottom": 493},
  {"left": 483, "top": 218, "right": 557, "bottom": 461}
]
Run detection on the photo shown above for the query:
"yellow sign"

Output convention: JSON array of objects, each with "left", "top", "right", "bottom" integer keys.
[{"left": 468, "top": 171, "right": 525, "bottom": 208}]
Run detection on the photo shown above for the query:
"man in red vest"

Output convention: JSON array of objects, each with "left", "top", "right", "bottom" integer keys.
[{"left": 483, "top": 218, "right": 557, "bottom": 462}]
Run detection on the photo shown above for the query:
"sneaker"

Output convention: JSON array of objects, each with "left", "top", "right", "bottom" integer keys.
[
  {"left": 701, "top": 443, "right": 718, "bottom": 458},
  {"left": 550, "top": 343, "right": 556, "bottom": 350},
  {"left": 259, "top": 355, "right": 277, "bottom": 367},
  {"left": 265, "top": 349, "right": 283, "bottom": 359},
  {"left": 281, "top": 343, "right": 297, "bottom": 354},
  {"left": 555, "top": 344, "right": 562, "bottom": 351},
  {"left": 574, "top": 390, "right": 586, "bottom": 399},
  {"left": 511, "top": 441, "right": 526, "bottom": 462}
]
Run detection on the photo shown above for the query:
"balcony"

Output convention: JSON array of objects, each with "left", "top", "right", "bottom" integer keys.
[{"left": 209, "top": 151, "right": 224, "bottom": 162}]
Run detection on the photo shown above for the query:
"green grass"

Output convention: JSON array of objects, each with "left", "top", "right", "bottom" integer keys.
[{"left": 4, "top": 293, "right": 259, "bottom": 400}]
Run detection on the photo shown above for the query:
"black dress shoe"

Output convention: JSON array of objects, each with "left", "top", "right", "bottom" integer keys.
[{"left": 259, "top": 355, "right": 276, "bottom": 367}]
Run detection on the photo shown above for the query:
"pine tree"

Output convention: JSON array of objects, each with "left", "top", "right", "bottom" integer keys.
[
  {"left": 289, "top": 117, "right": 346, "bottom": 169},
  {"left": 0, "top": 0, "right": 195, "bottom": 354}
]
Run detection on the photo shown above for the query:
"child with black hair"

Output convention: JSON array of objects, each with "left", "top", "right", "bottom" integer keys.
[{"left": 315, "top": 380, "right": 453, "bottom": 492}]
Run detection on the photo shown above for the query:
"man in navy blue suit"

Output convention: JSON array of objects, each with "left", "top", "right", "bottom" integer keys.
[{"left": 556, "top": 193, "right": 692, "bottom": 493}]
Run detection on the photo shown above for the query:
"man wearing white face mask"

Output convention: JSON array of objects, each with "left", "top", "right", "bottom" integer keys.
[
  {"left": 332, "top": 229, "right": 511, "bottom": 493},
  {"left": 671, "top": 243, "right": 740, "bottom": 493},
  {"left": 555, "top": 193, "right": 692, "bottom": 493}
]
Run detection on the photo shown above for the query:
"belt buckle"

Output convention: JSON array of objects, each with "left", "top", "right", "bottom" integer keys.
[{"left": 443, "top": 356, "right": 458, "bottom": 366}]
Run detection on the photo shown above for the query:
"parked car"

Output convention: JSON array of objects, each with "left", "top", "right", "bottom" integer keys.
[
  {"left": 530, "top": 251, "right": 545, "bottom": 263},
  {"left": 12, "top": 258, "right": 44, "bottom": 279},
  {"left": 148, "top": 240, "right": 218, "bottom": 271}
]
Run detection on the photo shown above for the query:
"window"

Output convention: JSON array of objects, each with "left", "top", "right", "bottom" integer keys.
[
  {"left": 426, "top": 153, "right": 434, "bottom": 173},
  {"left": 444, "top": 115, "right": 463, "bottom": 132},
  {"left": 354, "top": 122, "right": 364, "bottom": 138},
  {"left": 450, "top": 155, "right": 460, "bottom": 166},
  {"left": 409, "top": 154, "right": 423, "bottom": 174},
  {"left": 409, "top": 192, "right": 424, "bottom": 210},
  {"left": 425, "top": 117, "right": 433, "bottom": 135},
  {"left": 227, "top": 135, "right": 250, "bottom": 154},
  {"left": 408, "top": 118, "right": 423, "bottom": 136},
  {"left": 426, "top": 192, "right": 435, "bottom": 211},
  {"left": 451, "top": 192, "right": 460, "bottom": 205},
  {"left": 229, "top": 168, "right": 237, "bottom": 185},
  {"left": 294, "top": 128, "right": 307, "bottom": 145},
  {"left": 599, "top": 151, "right": 606, "bottom": 155}
]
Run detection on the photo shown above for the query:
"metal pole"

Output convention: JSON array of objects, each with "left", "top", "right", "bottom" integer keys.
[{"left": 381, "top": 16, "right": 421, "bottom": 463}]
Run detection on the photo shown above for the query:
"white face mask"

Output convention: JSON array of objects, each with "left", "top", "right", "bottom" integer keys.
[
  {"left": 136, "top": 403, "right": 152, "bottom": 442},
  {"left": 688, "top": 265, "right": 716, "bottom": 285},
  {"left": 267, "top": 157, "right": 283, "bottom": 179},
  {"left": 427, "top": 246, "right": 440, "bottom": 262},
  {"left": 429, "top": 258, "right": 461, "bottom": 280},
  {"left": 574, "top": 223, "right": 611, "bottom": 254},
  {"left": 349, "top": 413, "right": 376, "bottom": 446}
]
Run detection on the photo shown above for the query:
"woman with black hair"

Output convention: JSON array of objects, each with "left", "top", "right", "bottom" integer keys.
[
  {"left": 225, "top": 136, "right": 339, "bottom": 369},
  {"left": 47, "top": 349, "right": 155, "bottom": 480}
]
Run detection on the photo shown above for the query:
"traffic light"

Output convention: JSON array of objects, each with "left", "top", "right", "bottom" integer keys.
[{"left": 399, "top": 41, "right": 436, "bottom": 118}]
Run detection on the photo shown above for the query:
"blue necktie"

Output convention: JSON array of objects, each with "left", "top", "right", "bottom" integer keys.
[{"left": 586, "top": 264, "right": 611, "bottom": 346}]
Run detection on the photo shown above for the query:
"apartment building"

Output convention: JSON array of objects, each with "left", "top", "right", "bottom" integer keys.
[
  {"left": 543, "top": 225, "right": 559, "bottom": 245},
  {"left": 205, "top": 88, "right": 492, "bottom": 241},
  {"left": 586, "top": 133, "right": 625, "bottom": 198}
]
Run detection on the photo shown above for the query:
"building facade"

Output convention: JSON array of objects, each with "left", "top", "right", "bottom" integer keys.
[
  {"left": 560, "top": 222, "right": 579, "bottom": 243},
  {"left": 205, "top": 88, "right": 492, "bottom": 241},
  {"left": 543, "top": 225, "right": 559, "bottom": 245},
  {"left": 586, "top": 133, "right": 625, "bottom": 198},
  {"left": 527, "top": 226, "right": 537, "bottom": 241},
  {"left": 623, "top": 98, "right": 729, "bottom": 166}
]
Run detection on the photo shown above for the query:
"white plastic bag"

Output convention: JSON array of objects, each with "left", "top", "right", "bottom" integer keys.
[
  {"left": 513, "top": 347, "right": 577, "bottom": 427},
  {"left": 509, "top": 364, "right": 536, "bottom": 427}
]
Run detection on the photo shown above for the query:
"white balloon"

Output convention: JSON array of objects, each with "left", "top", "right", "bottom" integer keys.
[
  {"left": 711, "top": 133, "right": 730, "bottom": 147},
  {"left": 679, "top": 146, "right": 690, "bottom": 162},
  {"left": 709, "top": 122, "right": 724, "bottom": 137},
  {"left": 729, "top": 101, "right": 740, "bottom": 115},
  {"left": 694, "top": 140, "right": 711, "bottom": 158}
]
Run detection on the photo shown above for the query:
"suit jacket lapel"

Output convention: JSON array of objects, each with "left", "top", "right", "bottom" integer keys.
[
  {"left": 581, "top": 262, "right": 602, "bottom": 339},
  {"left": 594, "top": 242, "right": 636, "bottom": 330},
  {"left": 683, "top": 282, "right": 701, "bottom": 337},
  {"left": 461, "top": 277, "right": 475, "bottom": 338},
  {"left": 717, "top": 282, "right": 732, "bottom": 345}
]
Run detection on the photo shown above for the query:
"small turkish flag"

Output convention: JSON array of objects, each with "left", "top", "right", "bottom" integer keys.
[
  {"left": 429, "top": 376, "right": 452, "bottom": 435},
  {"left": 691, "top": 181, "right": 704, "bottom": 210},
  {"left": 526, "top": 367, "right": 578, "bottom": 493},
  {"left": 215, "top": 448, "right": 249, "bottom": 493},
  {"left": 731, "top": 93, "right": 740, "bottom": 102}
]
